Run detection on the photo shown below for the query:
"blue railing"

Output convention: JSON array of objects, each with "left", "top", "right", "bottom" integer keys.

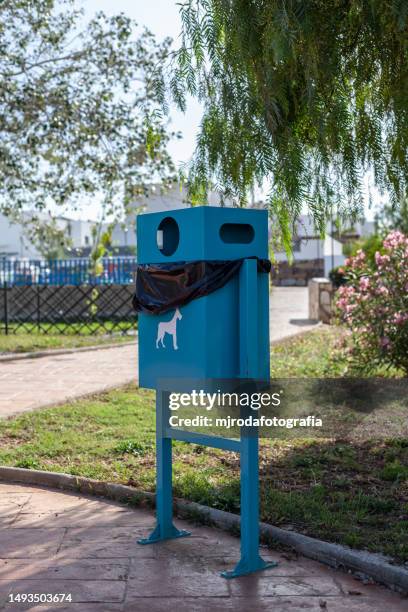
[{"left": 0, "top": 257, "right": 138, "bottom": 286}]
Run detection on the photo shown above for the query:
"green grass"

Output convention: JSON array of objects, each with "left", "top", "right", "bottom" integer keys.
[
  {"left": 271, "top": 325, "right": 406, "bottom": 377},
  {"left": 0, "top": 322, "right": 136, "bottom": 354},
  {"left": 271, "top": 326, "right": 345, "bottom": 377},
  {"left": 0, "top": 327, "right": 407, "bottom": 562}
]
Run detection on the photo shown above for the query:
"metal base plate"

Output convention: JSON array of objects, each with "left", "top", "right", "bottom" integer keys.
[
  {"left": 221, "top": 558, "right": 278, "bottom": 579},
  {"left": 137, "top": 524, "right": 191, "bottom": 545}
]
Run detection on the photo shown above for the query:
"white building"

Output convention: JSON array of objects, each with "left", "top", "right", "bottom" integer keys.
[
  {"left": 62, "top": 218, "right": 94, "bottom": 250},
  {"left": 273, "top": 230, "right": 345, "bottom": 276},
  {"left": 0, "top": 212, "right": 97, "bottom": 259},
  {"left": 272, "top": 214, "right": 376, "bottom": 276},
  {"left": 0, "top": 213, "right": 40, "bottom": 258}
]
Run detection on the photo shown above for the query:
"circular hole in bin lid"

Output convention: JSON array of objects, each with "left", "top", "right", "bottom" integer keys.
[{"left": 157, "top": 217, "right": 179, "bottom": 256}]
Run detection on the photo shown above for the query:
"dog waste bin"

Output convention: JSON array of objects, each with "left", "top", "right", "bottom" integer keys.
[
  {"left": 134, "top": 206, "right": 270, "bottom": 389},
  {"left": 132, "top": 205, "right": 277, "bottom": 579}
]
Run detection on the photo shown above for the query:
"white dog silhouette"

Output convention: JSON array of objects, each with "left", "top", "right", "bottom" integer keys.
[{"left": 156, "top": 308, "right": 182, "bottom": 350}]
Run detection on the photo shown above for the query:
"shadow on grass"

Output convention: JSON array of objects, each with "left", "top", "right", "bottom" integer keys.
[{"left": 170, "top": 435, "right": 408, "bottom": 564}]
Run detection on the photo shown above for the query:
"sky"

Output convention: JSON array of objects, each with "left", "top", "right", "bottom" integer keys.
[
  {"left": 82, "top": 0, "right": 202, "bottom": 169},
  {"left": 63, "top": 0, "right": 201, "bottom": 221},
  {"left": 74, "top": 1, "right": 379, "bottom": 221}
]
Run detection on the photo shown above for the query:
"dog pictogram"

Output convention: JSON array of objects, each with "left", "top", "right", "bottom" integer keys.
[{"left": 156, "top": 308, "right": 182, "bottom": 350}]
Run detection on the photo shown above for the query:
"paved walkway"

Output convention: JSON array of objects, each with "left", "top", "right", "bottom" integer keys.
[
  {"left": 270, "top": 286, "right": 316, "bottom": 342},
  {"left": 0, "top": 483, "right": 405, "bottom": 612},
  {"left": 0, "top": 288, "right": 316, "bottom": 419},
  {"left": 0, "top": 345, "right": 137, "bottom": 418}
]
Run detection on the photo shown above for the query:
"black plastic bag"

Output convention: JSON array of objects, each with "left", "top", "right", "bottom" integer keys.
[{"left": 132, "top": 257, "right": 271, "bottom": 315}]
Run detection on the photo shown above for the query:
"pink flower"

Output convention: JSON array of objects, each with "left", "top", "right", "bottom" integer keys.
[
  {"left": 375, "top": 252, "right": 390, "bottom": 267},
  {"left": 383, "top": 231, "right": 408, "bottom": 250},
  {"left": 359, "top": 277, "right": 370, "bottom": 290},
  {"left": 394, "top": 313, "right": 408, "bottom": 326}
]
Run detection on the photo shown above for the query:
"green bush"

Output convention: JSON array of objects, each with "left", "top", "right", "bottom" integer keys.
[{"left": 347, "top": 234, "right": 384, "bottom": 268}]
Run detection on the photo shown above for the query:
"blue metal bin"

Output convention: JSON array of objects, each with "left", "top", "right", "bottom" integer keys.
[{"left": 137, "top": 206, "right": 270, "bottom": 389}]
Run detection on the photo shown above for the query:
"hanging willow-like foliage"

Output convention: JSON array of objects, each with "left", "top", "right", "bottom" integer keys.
[{"left": 166, "top": 0, "right": 408, "bottom": 246}]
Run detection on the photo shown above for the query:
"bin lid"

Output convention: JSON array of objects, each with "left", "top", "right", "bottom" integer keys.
[{"left": 137, "top": 206, "right": 269, "bottom": 264}]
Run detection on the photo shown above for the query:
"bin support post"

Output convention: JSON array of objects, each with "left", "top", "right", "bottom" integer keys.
[
  {"left": 221, "top": 428, "right": 277, "bottom": 578},
  {"left": 138, "top": 390, "right": 190, "bottom": 544},
  {"left": 138, "top": 259, "right": 277, "bottom": 577},
  {"left": 221, "top": 258, "right": 278, "bottom": 578}
]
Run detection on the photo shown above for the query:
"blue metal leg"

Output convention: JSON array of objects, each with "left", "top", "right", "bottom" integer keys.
[
  {"left": 221, "top": 432, "right": 278, "bottom": 577},
  {"left": 222, "top": 259, "right": 278, "bottom": 578},
  {"left": 138, "top": 391, "right": 191, "bottom": 544}
]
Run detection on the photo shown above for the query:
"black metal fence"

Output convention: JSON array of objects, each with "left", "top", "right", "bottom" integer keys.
[{"left": 1, "top": 283, "right": 137, "bottom": 336}]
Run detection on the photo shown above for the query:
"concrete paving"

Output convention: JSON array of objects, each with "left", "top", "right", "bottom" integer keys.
[
  {"left": 0, "top": 344, "right": 138, "bottom": 418},
  {"left": 0, "top": 482, "right": 406, "bottom": 611},
  {"left": 270, "top": 286, "right": 317, "bottom": 342},
  {"left": 0, "top": 288, "right": 316, "bottom": 419}
]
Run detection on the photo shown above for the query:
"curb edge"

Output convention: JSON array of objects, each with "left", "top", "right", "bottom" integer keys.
[{"left": 0, "top": 340, "right": 137, "bottom": 363}]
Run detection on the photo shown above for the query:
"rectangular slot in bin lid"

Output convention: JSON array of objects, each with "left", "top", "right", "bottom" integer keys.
[
  {"left": 219, "top": 223, "right": 255, "bottom": 244},
  {"left": 137, "top": 206, "right": 268, "bottom": 264}
]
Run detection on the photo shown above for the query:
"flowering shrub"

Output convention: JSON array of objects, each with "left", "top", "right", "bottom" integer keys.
[
  {"left": 329, "top": 265, "right": 347, "bottom": 289},
  {"left": 334, "top": 231, "right": 408, "bottom": 375}
]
